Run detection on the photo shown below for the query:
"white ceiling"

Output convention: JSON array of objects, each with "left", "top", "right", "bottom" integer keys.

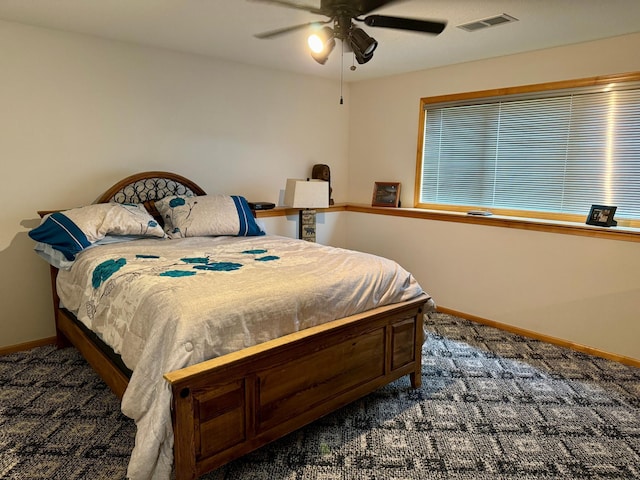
[{"left": 2, "top": 0, "right": 640, "bottom": 82}]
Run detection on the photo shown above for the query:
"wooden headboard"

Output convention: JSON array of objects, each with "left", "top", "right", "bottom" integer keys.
[{"left": 94, "top": 171, "right": 207, "bottom": 223}]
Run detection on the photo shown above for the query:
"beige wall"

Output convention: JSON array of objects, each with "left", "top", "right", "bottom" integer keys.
[
  {"left": 346, "top": 33, "right": 640, "bottom": 360},
  {"left": 0, "top": 20, "right": 349, "bottom": 348}
]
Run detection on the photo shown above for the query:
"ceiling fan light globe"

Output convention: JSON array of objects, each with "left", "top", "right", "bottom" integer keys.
[
  {"left": 310, "top": 36, "right": 335, "bottom": 64},
  {"left": 308, "top": 34, "right": 324, "bottom": 53},
  {"left": 363, "top": 41, "right": 377, "bottom": 56},
  {"left": 350, "top": 27, "right": 377, "bottom": 57},
  {"left": 360, "top": 36, "right": 377, "bottom": 56},
  {"left": 307, "top": 26, "right": 335, "bottom": 62},
  {"left": 354, "top": 49, "right": 374, "bottom": 64}
]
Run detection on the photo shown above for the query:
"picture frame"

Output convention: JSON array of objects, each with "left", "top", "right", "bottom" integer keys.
[
  {"left": 586, "top": 204, "right": 618, "bottom": 227},
  {"left": 372, "top": 182, "right": 401, "bottom": 208}
]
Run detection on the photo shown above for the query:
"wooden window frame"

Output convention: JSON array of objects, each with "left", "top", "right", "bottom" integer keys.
[{"left": 414, "top": 71, "right": 640, "bottom": 230}]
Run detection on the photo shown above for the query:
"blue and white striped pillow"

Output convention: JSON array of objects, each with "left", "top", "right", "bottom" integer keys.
[{"left": 29, "top": 203, "right": 165, "bottom": 261}]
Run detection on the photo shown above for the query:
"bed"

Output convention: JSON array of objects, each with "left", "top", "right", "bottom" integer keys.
[{"left": 32, "top": 171, "right": 433, "bottom": 480}]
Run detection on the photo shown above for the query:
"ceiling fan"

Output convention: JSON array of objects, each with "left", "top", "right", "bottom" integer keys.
[{"left": 250, "top": 0, "right": 447, "bottom": 65}]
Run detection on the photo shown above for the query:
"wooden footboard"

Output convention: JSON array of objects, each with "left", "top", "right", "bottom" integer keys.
[{"left": 164, "top": 294, "right": 428, "bottom": 480}]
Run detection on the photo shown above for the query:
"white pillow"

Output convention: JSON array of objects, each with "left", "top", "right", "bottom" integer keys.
[{"left": 155, "top": 195, "right": 264, "bottom": 238}]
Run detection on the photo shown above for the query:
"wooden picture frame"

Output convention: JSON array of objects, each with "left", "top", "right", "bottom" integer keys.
[
  {"left": 586, "top": 204, "right": 618, "bottom": 227},
  {"left": 372, "top": 182, "right": 401, "bottom": 207}
]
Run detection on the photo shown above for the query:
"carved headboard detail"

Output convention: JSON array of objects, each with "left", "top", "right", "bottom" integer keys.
[{"left": 94, "top": 171, "right": 207, "bottom": 223}]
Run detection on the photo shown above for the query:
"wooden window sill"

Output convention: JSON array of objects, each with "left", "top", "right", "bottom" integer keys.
[{"left": 256, "top": 203, "right": 640, "bottom": 243}]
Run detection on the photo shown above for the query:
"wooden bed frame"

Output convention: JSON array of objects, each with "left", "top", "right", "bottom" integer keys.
[{"left": 41, "top": 171, "right": 430, "bottom": 480}]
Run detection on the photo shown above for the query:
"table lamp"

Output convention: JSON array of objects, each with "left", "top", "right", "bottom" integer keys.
[{"left": 284, "top": 179, "right": 329, "bottom": 242}]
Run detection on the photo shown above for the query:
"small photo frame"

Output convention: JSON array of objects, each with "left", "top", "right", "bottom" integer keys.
[
  {"left": 372, "top": 182, "right": 401, "bottom": 207},
  {"left": 586, "top": 205, "right": 618, "bottom": 227}
]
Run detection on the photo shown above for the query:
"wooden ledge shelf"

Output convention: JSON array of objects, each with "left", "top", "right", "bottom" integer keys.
[{"left": 257, "top": 203, "right": 640, "bottom": 243}]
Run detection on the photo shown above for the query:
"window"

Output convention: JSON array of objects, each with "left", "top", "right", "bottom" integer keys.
[{"left": 415, "top": 72, "right": 640, "bottom": 228}]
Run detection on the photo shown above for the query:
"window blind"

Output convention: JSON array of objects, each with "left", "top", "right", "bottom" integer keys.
[{"left": 419, "top": 83, "right": 640, "bottom": 220}]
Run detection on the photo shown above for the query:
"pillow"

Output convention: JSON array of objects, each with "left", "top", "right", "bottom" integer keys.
[
  {"left": 155, "top": 194, "right": 265, "bottom": 238},
  {"left": 33, "top": 241, "right": 77, "bottom": 270},
  {"left": 33, "top": 235, "right": 163, "bottom": 270},
  {"left": 29, "top": 203, "right": 165, "bottom": 261}
]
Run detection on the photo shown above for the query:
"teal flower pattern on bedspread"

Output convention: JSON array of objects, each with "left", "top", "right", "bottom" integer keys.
[
  {"left": 90, "top": 247, "right": 280, "bottom": 289},
  {"left": 255, "top": 255, "right": 279, "bottom": 262},
  {"left": 243, "top": 249, "right": 279, "bottom": 262},
  {"left": 180, "top": 257, "right": 209, "bottom": 264},
  {"left": 92, "top": 258, "right": 126, "bottom": 288},
  {"left": 160, "top": 270, "right": 197, "bottom": 277},
  {"left": 193, "top": 262, "right": 243, "bottom": 271}
]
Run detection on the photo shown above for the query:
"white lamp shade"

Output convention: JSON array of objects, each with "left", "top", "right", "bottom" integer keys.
[{"left": 284, "top": 179, "right": 329, "bottom": 208}]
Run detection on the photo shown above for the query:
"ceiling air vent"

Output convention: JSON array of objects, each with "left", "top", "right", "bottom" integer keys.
[{"left": 457, "top": 13, "right": 518, "bottom": 32}]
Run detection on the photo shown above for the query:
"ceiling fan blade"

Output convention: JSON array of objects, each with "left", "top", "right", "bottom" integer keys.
[
  {"left": 363, "top": 14, "right": 446, "bottom": 34},
  {"left": 248, "top": 0, "right": 324, "bottom": 15},
  {"left": 254, "top": 21, "right": 323, "bottom": 39}
]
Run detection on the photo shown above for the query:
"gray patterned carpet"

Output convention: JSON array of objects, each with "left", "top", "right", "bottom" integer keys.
[{"left": 1, "top": 312, "right": 639, "bottom": 479}]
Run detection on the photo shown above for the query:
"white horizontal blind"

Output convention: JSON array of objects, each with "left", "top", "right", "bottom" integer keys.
[{"left": 420, "top": 84, "right": 640, "bottom": 220}]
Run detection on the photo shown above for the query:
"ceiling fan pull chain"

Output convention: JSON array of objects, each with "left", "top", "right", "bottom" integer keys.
[{"left": 340, "top": 40, "right": 344, "bottom": 105}]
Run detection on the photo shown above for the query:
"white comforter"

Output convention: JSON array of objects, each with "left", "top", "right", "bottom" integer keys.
[{"left": 56, "top": 235, "right": 428, "bottom": 480}]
